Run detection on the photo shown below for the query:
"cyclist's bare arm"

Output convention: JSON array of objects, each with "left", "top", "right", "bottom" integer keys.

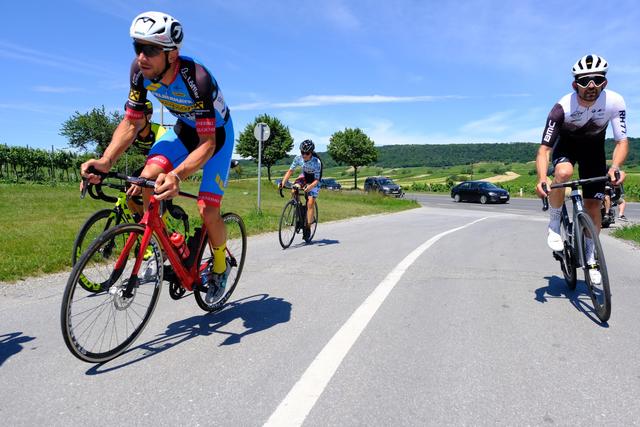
[
  {"left": 535, "top": 145, "right": 552, "bottom": 198},
  {"left": 609, "top": 137, "right": 628, "bottom": 185},
  {"left": 154, "top": 134, "right": 217, "bottom": 200},
  {"left": 280, "top": 169, "right": 294, "bottom": 188},
  {"left": 81, "top": 117, "right": 145, "bottom": 184}
]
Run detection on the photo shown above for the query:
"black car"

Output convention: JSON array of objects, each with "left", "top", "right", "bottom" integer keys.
[
  {"left": 451, "top": 181, "right": 510, "bottom": 204},
  {"left": 364, "top": 176, "right": 404, "bottom": 197},
  {"left": 319, "top": 178, "right": 342, "bottom": 190}
]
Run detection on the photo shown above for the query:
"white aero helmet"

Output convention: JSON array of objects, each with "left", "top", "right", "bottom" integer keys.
[
  {"left": 572, "top": 54, "right": 608, "bottom": 76},
  {"left": 130, "top": 11, "right": 184, "bottom": 49}
]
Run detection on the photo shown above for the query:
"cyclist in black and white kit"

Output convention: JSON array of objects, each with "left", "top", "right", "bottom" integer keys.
[{"left": 535, "top": 54, "right": 628, "bottom": 285}]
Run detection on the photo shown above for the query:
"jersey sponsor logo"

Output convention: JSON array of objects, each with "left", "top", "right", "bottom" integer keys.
[
  {"left": 181, "top": 67, "right": 200, "bottom": 99},
  {"left": 158, "top": 100, "right": 193, "bottom": 113},
  {"left": 193, "top": 101, "right": 204, "bottom": 110},
  {"left": 543, "top": 120, "right": 556, "bottom": 143},
  {"left": 570, "top": 110, "right": 584, "bottom": 120},
  {"left": 172, "top": 90, "right": 186, "bottom": 97},
  {"left": 619, "top": 110, "right": 627, "bottom": 134},
  {"left": 129, "top": 89, "right": 141, "bottom": 101}
]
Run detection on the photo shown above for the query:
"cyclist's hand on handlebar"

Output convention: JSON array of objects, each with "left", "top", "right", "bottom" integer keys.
[
  {"left": 608, "top": 167, "right": 625, "bottom": 186},
  {"left": 126, "top": 183, "right": 142, "bottom": 197},
  {"left": 154, "top": 172, "right": 180, "bottom": 200},
  {"left": 80, "top": 158, "right": 110, "bottom": 185},
  {"left": 535, "top": 180, "right": 550, "bottom": 198},
  {"left": 278, "top": 180, "right": 284, "bottom": 189}
]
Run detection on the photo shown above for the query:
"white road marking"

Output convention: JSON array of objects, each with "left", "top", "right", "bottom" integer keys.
[{"left": 264, "top": 216, "right": 489, "bottom": 427}]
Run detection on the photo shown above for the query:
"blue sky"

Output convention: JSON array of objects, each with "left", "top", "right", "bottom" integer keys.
[{"left": 3, "top": 0, "right": 639, "bottom": 153}]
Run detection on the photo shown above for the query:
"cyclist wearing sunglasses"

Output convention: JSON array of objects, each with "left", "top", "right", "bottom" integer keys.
[
  {"left": 81, "top": 11, "right": 234, "bottom": 304},
  {"left": 535, "top": 54, "right": 628, "bottom": 284},
  {"left": 278, "top": 140, "right": 322, "bottom": 240}
]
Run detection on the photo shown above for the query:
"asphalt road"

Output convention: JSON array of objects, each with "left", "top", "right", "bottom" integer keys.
[{"left": 1, "top": 197, "right": 639, "bottom": 426}]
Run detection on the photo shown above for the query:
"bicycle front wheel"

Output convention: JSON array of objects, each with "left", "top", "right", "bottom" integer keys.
[
  {"left": 576, "top": 212, "right": 611, "bottom": 322},
  {"left": 279, "top": 200, "right": 297, "bottom": 249},
  {"left": 61, "top": 223, "right": 163, "bottom": 363},
  {"left": 559, "top": 219, "right": 577, "bottom": 290},
  {"left": 194, "top": 213, "right": 247, "bottom": 312}
]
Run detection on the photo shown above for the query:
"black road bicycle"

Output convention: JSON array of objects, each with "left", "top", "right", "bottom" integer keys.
[
  {"left": 278, "top": 183, "right": 318, "bottom": 249},
  {"left": 542, "top": 175, "right": 614, "bottom": 322}
]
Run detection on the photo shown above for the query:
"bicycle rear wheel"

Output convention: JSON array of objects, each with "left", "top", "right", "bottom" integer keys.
[
  {"left": 61, "top": 223, "right": 163, "bottom": 363},
  {"left": 304, "top": 202, "right": 319, "bottom": 243},
  {"left": 576, "top": 212, "right": 611, "bottom": 322},
  {"left": 194, "top": 213, "right": 247, "bottom": 312},
  {"left": 279, "top": 200, "right": 297, "bottom": 249}
]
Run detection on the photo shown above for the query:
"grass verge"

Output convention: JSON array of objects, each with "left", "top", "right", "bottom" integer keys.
[
  {"left": 0, "top": 179, "right": 417, "bottom": 282},
  {"left": 612, "top": 224, "right": 640, "bottom": 245}
]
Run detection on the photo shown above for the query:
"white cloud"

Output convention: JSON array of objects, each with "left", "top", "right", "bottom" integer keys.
[
  {"left": 460, "top": 111, "right": 514, "bottom": 135},
  {"left": 234, "top": 94, "right": 467, "bottom": 110}
]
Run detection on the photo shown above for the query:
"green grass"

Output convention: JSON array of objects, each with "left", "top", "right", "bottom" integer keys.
[
  {"left": 0, "top": 179, "right": 417, "bottom": 282},
  {"left": 612, "top": 224, "right": 640, "bottom": 245}
]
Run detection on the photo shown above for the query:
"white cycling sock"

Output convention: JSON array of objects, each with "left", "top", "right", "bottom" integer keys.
[
  {"left": 585, "top": 237, "right": 596, "bottom": 265},
  {"left": 548, "top": 207, "right": 562, "bottom": 234}
]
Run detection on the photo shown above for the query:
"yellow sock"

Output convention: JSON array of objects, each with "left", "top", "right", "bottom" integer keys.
[{"left": 212, "top": 243, "right": 227, "bottom": 274}]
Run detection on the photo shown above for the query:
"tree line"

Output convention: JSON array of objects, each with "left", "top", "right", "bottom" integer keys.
[{"left": 3, "top": 105, "right": 638, "bottom": 187}]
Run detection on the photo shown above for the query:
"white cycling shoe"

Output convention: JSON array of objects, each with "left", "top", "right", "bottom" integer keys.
[{"left": 547, "top": 228, "right": 564, "bottom": 252}]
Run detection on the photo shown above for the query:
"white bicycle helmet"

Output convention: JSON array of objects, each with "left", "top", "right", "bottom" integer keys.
[
  {"left": 130, "top": 11, "right": 184, "bottom": 49},
  {"left": 572, "top": 54, "right": 608, "bottom": 76}
]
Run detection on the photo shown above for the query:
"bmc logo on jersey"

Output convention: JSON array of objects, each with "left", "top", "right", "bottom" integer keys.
[{"left": 543, "top": 120, "right": 556, "bottom": 143}]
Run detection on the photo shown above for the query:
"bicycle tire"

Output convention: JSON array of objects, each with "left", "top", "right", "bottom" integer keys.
[
  {"left": 576, "top": 212, "right": 611, "bottom": 322},
  {"left": 72, "top": 208, "right": 119, "bottom": 266},
  {"left": 61, "top": 223, "right": 163, "bottom": 363},
  {"left": 72, "top": 208, "right": 122, "bottom": 293},
  {"left": 559, "top": 219, "right": 577, "bottom": 290},
  {"left": 278, "top": 200, "right": 297, "bottom": 249},
  {"left": 304, "top": 203, "right": 319, "bottom": 243},
  {"left": 194, "top": 213, "right": 247, "bottom": 312}
]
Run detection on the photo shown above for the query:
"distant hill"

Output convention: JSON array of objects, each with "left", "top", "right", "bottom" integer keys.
[{"left": 241, "top": 137, "right": 640, "bottom": 169}]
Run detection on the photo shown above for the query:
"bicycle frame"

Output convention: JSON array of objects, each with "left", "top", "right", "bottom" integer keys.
[
  {"left": 112, "top": 194, "right": 208, "bottom": 297},
  {"left": 561, "top": 185, "right": 586, "bottom": 268}
]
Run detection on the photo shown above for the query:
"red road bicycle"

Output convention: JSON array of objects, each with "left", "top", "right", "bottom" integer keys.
[{"left": 61, "top": 170, "right": 246, "bottom": 363}]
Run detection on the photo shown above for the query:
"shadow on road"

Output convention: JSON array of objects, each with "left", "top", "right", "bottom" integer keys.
[
  {"left": 0, "top": 332, "right": 36, "bottom": 367},
  {"left": 535, "top": 276, "right": 609, "bottom": 327},
  {"left": 290, "top": 238, "right": 340, "bottom": 249},
  {"left": 86, "top": 293, "right": 291, "bottom": 375}
]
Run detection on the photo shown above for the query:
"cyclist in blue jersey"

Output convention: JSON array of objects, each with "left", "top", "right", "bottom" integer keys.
[
  {"left": 278, "top": 140, "right": 322, "bottom": 240},
  {"left": 535, "top": 54, "right": 628, "bottom": 285},
  {"left": 81, "top": 11, "right": 234, "bottom": 303}
]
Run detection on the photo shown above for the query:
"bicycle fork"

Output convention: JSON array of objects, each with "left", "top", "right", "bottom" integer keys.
[{"left": 109, "top": 226, "right": 154, "bottom": 298}]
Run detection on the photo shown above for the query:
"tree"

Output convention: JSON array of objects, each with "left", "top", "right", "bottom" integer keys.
[
  {"left": 60, "top": 106, "right": 123, "bottom": 153},
  {"left": 328, "top": 128, "right": 377, "bottom": 189},
  {"left": 235, "top": 114, "right": 293, "bottom": 181}
]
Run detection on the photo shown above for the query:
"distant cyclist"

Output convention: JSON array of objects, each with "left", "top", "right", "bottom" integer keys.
[
  {"left": 535, "top": 54, "right": 628, "bottom": 284},
  {"left": 278, "top": 139, "right": 322, "bottom": 240},
  {"left": 131, "top": 101, "right": 167, "bottom": 157},
  {"left": 81, "top": 11, "right": 234, "bottom": 304},
  {"left": 125, "top": 100, "right": 167, "bottom": 217}
]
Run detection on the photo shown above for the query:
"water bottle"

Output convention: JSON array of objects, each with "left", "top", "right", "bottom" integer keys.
[{"left": 169, "top": 232, "right": 190, "bottom": 260}]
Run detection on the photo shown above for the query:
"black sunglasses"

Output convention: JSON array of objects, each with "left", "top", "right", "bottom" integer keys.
[
  {"left": 301, "top": 151, "right": 312, "bottom": 156},
  {"left": 133, "top": 41, "right": 169, "bottom": 57},
  {"left": 575, "top": 74, "right": 607, "bottom": 88}
]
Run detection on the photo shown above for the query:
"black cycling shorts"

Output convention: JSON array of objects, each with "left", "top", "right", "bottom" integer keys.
[{"left": 552, "top": 138, "right": 607, "bottom": 199}]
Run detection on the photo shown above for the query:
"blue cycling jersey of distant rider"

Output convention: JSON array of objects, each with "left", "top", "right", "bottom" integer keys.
[
  {"left": 289, "top": 155, "right": 322, "bottom": 198},
  {"left": 125, "top": 55, "right": 233, "bottom": 208}
]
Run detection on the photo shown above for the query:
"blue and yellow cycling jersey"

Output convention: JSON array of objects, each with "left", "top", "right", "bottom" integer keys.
[{"left": 125, "top": 55, "right": 230, "bottom": 150}]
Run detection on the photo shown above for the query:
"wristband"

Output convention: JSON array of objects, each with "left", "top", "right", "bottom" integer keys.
[{"left": 169, "top": 171, "right": 182, "bottom": 182}]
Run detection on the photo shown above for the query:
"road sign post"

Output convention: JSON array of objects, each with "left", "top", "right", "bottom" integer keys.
[{"left": 253, "top": 122, "right": 271, "bottom": 212}]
